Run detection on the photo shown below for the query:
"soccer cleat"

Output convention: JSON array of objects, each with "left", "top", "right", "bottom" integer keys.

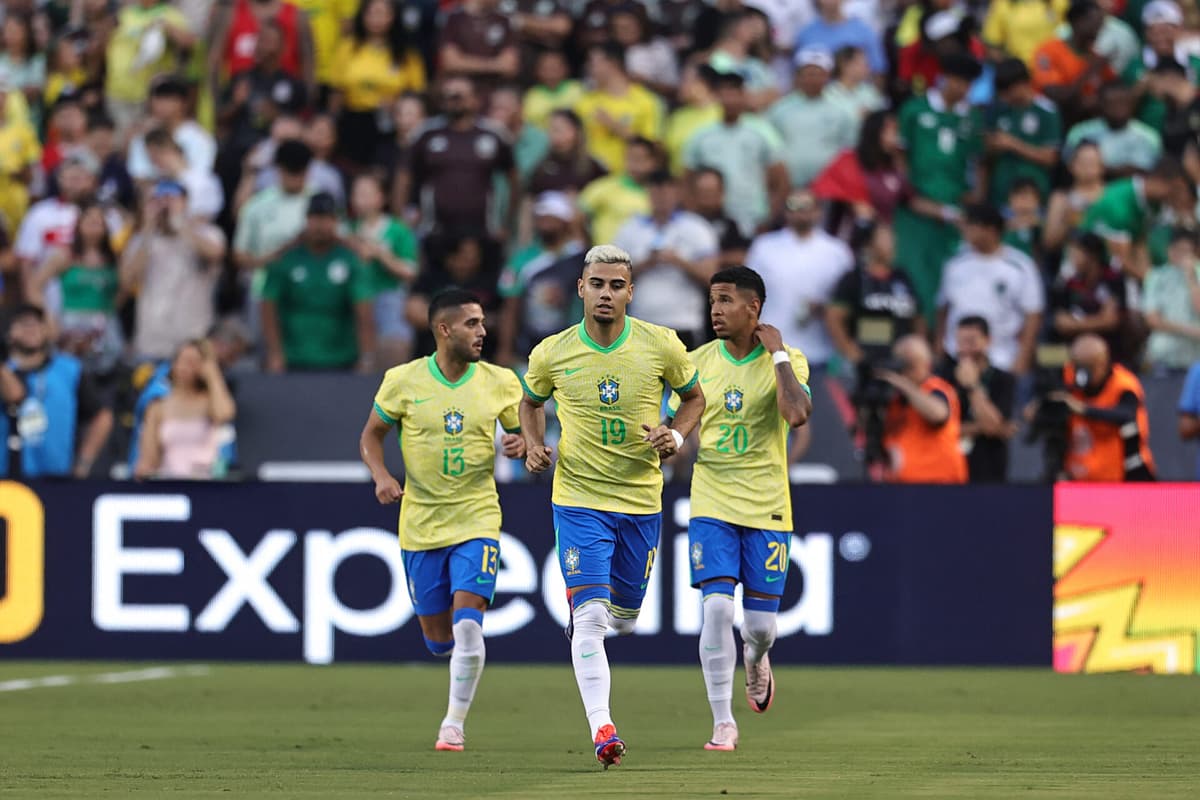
[
  {"left": 704, "top": 722, "right": 739, "bottom": 751},
  {"left": 744, "top": 647, "right": 775, "bottom": 713},
  {"left": 435, "top": 725, "right": 465, "bottom": 752},
  {"left": 593, "top": 724, "right": 626, "bottom": 769}
]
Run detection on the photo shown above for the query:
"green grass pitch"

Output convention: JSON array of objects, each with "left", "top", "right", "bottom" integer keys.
[{"left": 1, "top": 661, "right": 1196, "bottom": 799}]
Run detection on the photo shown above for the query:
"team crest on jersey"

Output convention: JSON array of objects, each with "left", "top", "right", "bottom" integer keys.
[
  {"left": 723, "top": 386, "right": 744, "bottom": 414},
  {"left": 443, "top": 408, "right": 465, "bottom": 435},
  {"left": 598, "top": 376, "right": 620, "bottom": 405},
  {"left": 690, "top": 542, "right": 704, "bottom": 570},
  {"left": 564, "top": 546, "right": 581, "bottom": 576}
]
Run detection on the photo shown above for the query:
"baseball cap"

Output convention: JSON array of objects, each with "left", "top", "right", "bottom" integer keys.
[
  {"left": 1143, "top": 0, "right": 1184, "bottom": 26},
  {"left": 924, "top": 10, "right": 963, "bottom": 41},
  {"left": 307, "top": 192, "right": 338, "bottom": 216},
  {"left": 152, "top": 179, "right": 187, "bottom": 199},
  {"left": 794, "top": 48, "right": 834, "bottom": 72},
  {"left": 532, "top": 191, "right": 575, "bottom": 222}
]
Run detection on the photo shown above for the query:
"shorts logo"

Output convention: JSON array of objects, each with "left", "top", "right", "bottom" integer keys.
[
  {"left": 443, "top": 409, "right": 465, "bottom": 435},
  {"left": 690, "top": 542, "right": 704, "bottom": 570},
  {"left": 598, "top": 376, "right": 620, "bottom": 406},
  {"left": 723, "top": 386, "right": 744, "bottom": 414},
  {"left": 564, "top": 546, "right": 581, "bottom": 576}
]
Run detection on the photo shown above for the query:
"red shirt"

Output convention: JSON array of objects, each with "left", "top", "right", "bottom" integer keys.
[{"left": 224, "top": 0, "right": 303, "bottom": 79}]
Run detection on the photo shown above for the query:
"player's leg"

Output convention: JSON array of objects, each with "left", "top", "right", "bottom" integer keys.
[
  {"left": 607, "top": 511, "right": 663, "bottom": 634},
  {"left": 554, "top": 505, "right": 623, "bottom": 767},
  {"left": 739, "top": 530, "right": 790, "bottom": 713},
  {"left": 401, "top": 548, "right": 461, "bottom": 749},
  {"left": 688, "top": 518, "right": 742, "bottom": 751}
]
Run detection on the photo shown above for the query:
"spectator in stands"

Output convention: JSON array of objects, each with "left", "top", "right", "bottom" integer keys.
[
  {"left": 709, "top": 11, "right": 778, "bottom": 111},
  {"left": 683, "top": 69, "right": 788, "bottom": 237},
  {"left": 897, "top": 9, "right": 989, "bottom": 102},
  {"left": 209, "top": 0, "right": 314, "bottom": 99},
  {"left": 86, "top": 113, "right": 135, "bottom": 212},
  {"left": 1043, "top": 140, "right": 1106, "bottom": 256},
  {"left": 332, "top": 0, "right": 425, "bottom": 170},
  {"left": 814, "top": 109, "right": 912, "bottom": 236},
  {"left": 1031, "top": 0, "right": 1113, "bottom": 127},
  {"left": 937, "top": 316, "right": 1016, "bottom": 483},
  {"left": 1179, "top": 359, "right": 1200, "bottom": 477},
  {"left": 0, "top": 13, "right": 46, "bottom": 112},
  {"left": 293, "top": 0, "right": 356, "bottom": 99},
  {"left": 295, "top": 112, "right": 347, "bottom": 207},
  {"left": 528, "top": 109, "right": 607, "bottom": 198},
  {"left": 347, "top": 173, "right": 419, "bottom": 366},
  {"left": 1004, "top": 178, "right": 1046, "bottom": 263},
  {"left": 576, "top": 0, "right": 651, "bottom": 53},
  {"left": 574, "top": 42, "right": 662, "bottom": 176},
  {"left": 496, "top": 191, "right": 584, "bottom": 365},
  {"left": 134, "top": 339, "right": 237, "bottom": 480},
  {"left": 664, "top": 63, "right": 721, "bottom": 175},
  {"left": 127, "top": 76, "right": 217, "bottom": 182},
  {"left": 121, "top": 180, "right": 226, "bottom": 361},
  {"left": 747, "top": 187, "right": 854, "bottom": 371},
  {"left": 379, "top": 93, "right": 428, "bottom": 205},
  {"left": 826, "top": 222, "right": 923, "bottom": 368},
  {"left": 578, "top": 136, "right": 657, "bottom": 246},
  {"left": 1144, "top": 228, "right": 1200, "bottom": 372},
  {"left": 522, "top": 49, "right": 583, "bottom": 132},
  {"left": 826, "top": 45, "right": 886, "bottom": 128},
  {"left": 613, "top": 4, "right": 680, "bottom": 98},
  {"left": 1138, "top": 1, "right": 1194, "bottom": 77},
  {"left": 615, "top": 169, "right": 719, "bottom": 348},
  {"left": 42, "top": 93, "right": 88, "bottom": 177},
  {"left": 768, "top": 48, "right": 856, "bottom": 190},
  {"left": 1065, "top": 82, "right": 1162, "bottom": 177},
  {"left": 438, "top": 0, "right": 519, "bottom": 88},
  {"left": 986, "top": 58, "right": 1061, "bottom": 208},
  {"left": 262, "top": 192, "right": 375, "bottom": 373},
  {"left": 688, "top": 167, "right": 750, "bottom": 268},
  {"left": 983, "top": 0, "right": 1065, "bottom": 66},
  {"left": 938, "top": 204, "right": 1043, "bottom": 375},
  {"left": 0, "top": 72, "right": 41, "bottom": 236},
  {"left": 893, "top": 53, "right": 984, "bottom": 319},
  {"left": 1050, "top": 231, "right": 1128, "bottom": 356},
  {"left": 403, "top": 76, "right": 518, "bottom": 237},
  {"left": 1152, "top": 61, "right": 1200, "bottom": 169},
  {"left": 406, "top": 231, "right": 502, "bottom": 358},
  {"left": 877, "top": 334, "right": 968, "bottom": 483},
  {"left": 488, "top": 84, "right": 549, "bottom": 186},
  {"left": 796, "top": 0, "right": 887, "bottom": 76},
  {"left": 1055, "top": 333, "right": 1155, "bottom": 481},
  {"left": 144, "top": 128, "right": 224, "bottom": 221},
  {"left": 28, "top": 201, "right": 122, "bottom": 376},
  {"left": 506, "top": 0, "right": 572, "bottom": 77},
  {"left": 105, "top": 0, "right": 195, "bottom": 139},
  {"left": 0, "top": 303, "right": 111, "bottom": 478}
]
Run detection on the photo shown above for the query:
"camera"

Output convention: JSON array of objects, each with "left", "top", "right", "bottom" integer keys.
[
  {"left": 1025, "top": 343, "right": 1071, "bottom": 482},
  {"left": 849, "top": 317, "right": 902, "bottom": 477}
]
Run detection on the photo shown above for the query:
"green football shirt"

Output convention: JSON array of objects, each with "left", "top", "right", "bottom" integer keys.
[
  {"left": 986, "top": 96, "right": 1061, "bottom": 205},
  {"left": 899, "top": 90, "right": 984, "bottom": 205},
  {"left": 1081, "top": 177, "right": 1155, "bottom": 245}
]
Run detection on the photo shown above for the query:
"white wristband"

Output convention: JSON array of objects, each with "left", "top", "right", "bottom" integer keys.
[
  {"left": 772, "top": 350, "right": 790, "bottom": 366},
  {"left": 670, "top": 429, "right": 684, "bottom": 450}
]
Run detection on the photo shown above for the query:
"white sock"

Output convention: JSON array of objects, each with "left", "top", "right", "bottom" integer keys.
[
  {"left": 442, "top": 618, "right": 485, "bottom": 730},
  {"left": 699, "top": 594, "right": 736, "bottom": 726},
  {"left": 741, "top": 608, "right": 777, "bottom": 666},
  {"left": 571, "top": 601, "right": 614, "bottom": 739}
]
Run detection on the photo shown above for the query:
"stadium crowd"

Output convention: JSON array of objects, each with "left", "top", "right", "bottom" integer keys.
[{"left": 1, "top": 0, "right": 1200, "bottom": 481}]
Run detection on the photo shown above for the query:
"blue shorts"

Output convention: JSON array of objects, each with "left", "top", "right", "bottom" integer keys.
[
  {"left": 401, "top": 538, "right": 500, "bottom": 617},
  {"left": 553, "top": 504, "right": 661, "bottom": 612},
  {"left": 688, "top": 518, "right": 790, "bottom": 596}
]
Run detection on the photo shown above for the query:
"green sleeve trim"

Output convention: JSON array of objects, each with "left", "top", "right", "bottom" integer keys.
[
  {"left": 800, "top": 383, "right": 812, "bottom": 399},
  {"left": 502, "top": 425, "right": 522, "bottom": 434},
  {"left": 519, "top": 373, "right": 551, "bottom": 403},
  {"left": 673, "top": 370, "right": 700, "bottom": 394},
  {"left": 373, "top": 402, "right": 396, "bottom": 426}
]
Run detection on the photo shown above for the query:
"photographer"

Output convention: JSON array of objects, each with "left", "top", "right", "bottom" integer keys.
[
  {"left": 877, "top": 335, "right": 968, "bottom": 483},
  {"left": 1052, "top": 334, "right": 1155, "bottom": 482},
  {"left": 936, "top": 316, "right": 1016, "bottom": 483}
]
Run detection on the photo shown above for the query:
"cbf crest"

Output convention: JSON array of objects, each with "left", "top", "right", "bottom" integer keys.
[
  {"left": 598, "top": 375, "right": 620, "bottom": 406},
  {"left": 443, "top": 408, "right": 465, "bottom": 435},
  {"left": 723, "top": 386, "right": 744, "bottom": 414},
  {"left": 690, "top": 542, "right": 704, "bottom": 570},
  {"left": 564, "top": 546, "right": 581, "bottom": 576}
]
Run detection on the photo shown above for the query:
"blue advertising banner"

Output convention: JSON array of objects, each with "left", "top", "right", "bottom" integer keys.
[{"left": 0, "top": 482, "right": 1052, "bottom": 665}]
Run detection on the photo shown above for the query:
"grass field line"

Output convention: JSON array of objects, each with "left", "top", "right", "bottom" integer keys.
[{"left": 0, "top": 664, "right": 211, "bottom": 692}]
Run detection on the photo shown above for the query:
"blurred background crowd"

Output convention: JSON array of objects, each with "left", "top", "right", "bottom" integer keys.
[{"left": 1, "top": 0, "right": 1200, "bottom": 482}]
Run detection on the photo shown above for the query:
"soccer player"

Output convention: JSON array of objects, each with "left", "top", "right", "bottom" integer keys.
[
  {"left": 519, "top": 244, "right": 706, "bottom": 768},
  {"left": 359, "top": 289, "right": 526, "bottom": 752},
  {"left": 671, "top": 266, "right": 811, "bottom": 751}
]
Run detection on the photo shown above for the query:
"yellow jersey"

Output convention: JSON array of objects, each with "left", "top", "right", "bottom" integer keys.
[
  {"left": 334, "top": 41, "right": 426, "bottom": 112},
  {"left": 290, "top": 0, "right": 358, "bottom": 86},
  {"left": 0, "top": 119, "right": 41, "bottom": 231},
  {"left": 522, "top": 317, "right": 698, "bottom": 515},
  {"left": 373, "top": 356, "right": 522, "bottom": 551},
  {"left": 672, "top": 341, "right": 810, "bottom": 531},
  {"left": 574, "top": 85, "right": 663, "bottom": 174}
]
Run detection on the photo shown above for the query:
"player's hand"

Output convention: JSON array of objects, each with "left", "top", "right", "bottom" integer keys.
[
  {"left": 500, "top": 433, "right": 526, "bottom": 460},
  {"left": 753, "top": 323, "right": 785, "bottom": 355},
  {"left": 641, "top": 424, "right": 680, "bottom": 457},
  {"left": 526, "top": 444, "right": 553, "bottom": 472},
  {"left": 374, "top": 475, "right": 403, "bottom": 504}
]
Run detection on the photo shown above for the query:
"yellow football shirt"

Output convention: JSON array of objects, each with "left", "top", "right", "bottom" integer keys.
[
  {"left": 672, "top": 341, "right": 810, "bottom": 531},
  {"left": 334, "top": 41, "right": 426, "bottom": 112},
  {"left": 373, "top": 356, "right": 522, "bottom": 551},
  {"left": 574, "top": 85, "right": 663, "bottom": 174},
  {"left": 522, "top": 317, "right": 698, "bottom": 515},
  {"left": 290, "top": 0, "right": 358, "bottom": 86},
  {"left": 0, "top": 119, "right": 41, "bottom": 232},
  {"left": 578, "top": 175, "right": 649, "bottom": 247}
]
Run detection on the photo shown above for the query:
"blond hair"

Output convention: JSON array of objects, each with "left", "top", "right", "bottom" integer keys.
[{"left": 584, "top": 244, "right": 632, "bottom": 267}]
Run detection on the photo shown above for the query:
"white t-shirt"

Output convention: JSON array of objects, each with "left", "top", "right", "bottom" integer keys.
[
  {"left": 126, "top": 121, "right": 218, "bottom": 180},
  {"left": 938, "top": 245, "right": 1045, "bottom": 371},
  {"left": 614, "top": 210, "right": 718, "bottom": 335},
  {"left": 746, "top": 227, "right": 854, "bottom": 366}
]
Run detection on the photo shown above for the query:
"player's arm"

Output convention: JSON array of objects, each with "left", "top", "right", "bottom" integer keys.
[
  {"left": 360, "top": 411, "right": 403, "bottom": 504},
  {"left": 755, "top": 324, "right": 811, "bottom": 428},
  {"left": 519, "top": 394, "right": 552, "bottom": 472}
]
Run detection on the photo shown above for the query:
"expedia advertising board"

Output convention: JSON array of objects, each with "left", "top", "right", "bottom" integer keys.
[{"left": 0, "top": 482, "right": 1051, "bottom": 665}]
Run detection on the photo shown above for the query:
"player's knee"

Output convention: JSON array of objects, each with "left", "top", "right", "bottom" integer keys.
[
  {"left": 608, "top": 610, "right": 638, "bottom": 636},
  {"left": 702, "top": 592, "right": 736, "bottom": 627},
  {"left": 424, "top": 637, "right": 455, "bottom": 657},
  {"left": 740, "top": 607, "right": 778, "bottom": 644},
  {"left": 452, "top": 608, "right": 485, "bottom": 650},
  {"left": 572, "top": 599, "right": 610, "bottom": 638}
]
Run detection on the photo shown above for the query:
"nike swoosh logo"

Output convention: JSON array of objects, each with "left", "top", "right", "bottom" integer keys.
[
  {"left": 765, "top": 575, "right": 784, "bottom": 583},
  {"left": 701, "top": 377, "right": 717, "bottom": 384},
  {"left": 455, "top": 676, "right": 472, "bottom": 681},
  {"left": 640, "top": 582, "right": 648, "bottom": 589},
  {"left": 581, "top": 651, "right": 599, "bottom": 659},
  {"left": 703, "top": 645, "right": 722, "bottom": 652},
  {"left": 564, "top": 367, "right": 583, "bottom": 375},
  {"left": 413, "top": 398, "right": 432, "bottom": 405},
  {"left": 475, "top": 576, "right": 493, "bottom": 584}
]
